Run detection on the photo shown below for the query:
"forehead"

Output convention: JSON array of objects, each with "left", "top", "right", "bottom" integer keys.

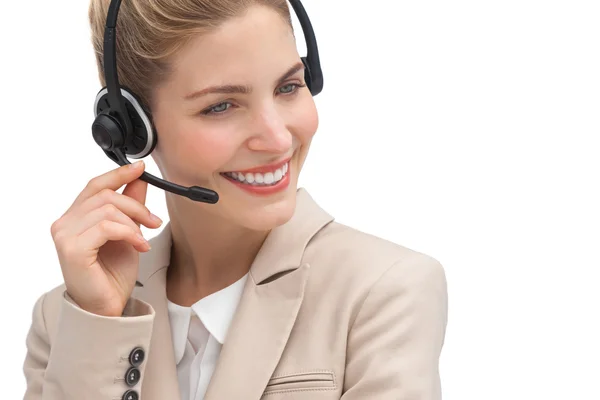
[{"left": 169, "top": 6, "right": 298, "bottom": 88}]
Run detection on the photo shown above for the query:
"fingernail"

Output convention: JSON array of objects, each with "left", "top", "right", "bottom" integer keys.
[
  {"left": 130, "top": 160, "right": 144, "bottom": 169},
  {"left": 136, "top": 233, "right": 151, "bottom": 249},
  {"left": 150, "top": 213, "right": 163, "bottom": 225}
]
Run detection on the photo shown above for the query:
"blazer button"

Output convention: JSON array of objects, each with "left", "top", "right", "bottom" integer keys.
[
  {"left": 122, "top": 390, "right": 139, "bottom": 400},
  {"left": 125, "top": 367, "right": 141, "bottom": 387},
  {"left": 129, "top": 347, "right": 145, "bottom": 367}
]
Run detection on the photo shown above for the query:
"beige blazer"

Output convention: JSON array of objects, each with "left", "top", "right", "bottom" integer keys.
[{"left": 23, "top": 188, "right": 448, "bottom": 400}]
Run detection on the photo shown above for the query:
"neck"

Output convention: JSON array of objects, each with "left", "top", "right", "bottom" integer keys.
[{"left": 165, "top": 194, "right": 268, "bottom": 307}]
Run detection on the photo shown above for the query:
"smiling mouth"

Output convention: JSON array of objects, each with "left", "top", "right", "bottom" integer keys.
[{"left": 221, "top": 162, "right": 289, "bottom": 186}]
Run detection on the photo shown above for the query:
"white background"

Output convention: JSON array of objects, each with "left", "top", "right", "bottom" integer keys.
[{"left": 1, "top": 0, "right": 599, "bottom": 398}]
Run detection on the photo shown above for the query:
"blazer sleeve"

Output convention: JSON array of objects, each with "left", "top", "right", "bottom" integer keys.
[
  {"left": 23, "top": 290, "right": 155, "bottom": 400},
  {"left": 341, "top": 253, "right": 448, "bottom": 400}
]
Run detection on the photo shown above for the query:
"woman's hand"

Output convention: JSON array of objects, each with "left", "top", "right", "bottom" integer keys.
[{"left": 50, "top": 161, "right": 163, "bottom": 317}]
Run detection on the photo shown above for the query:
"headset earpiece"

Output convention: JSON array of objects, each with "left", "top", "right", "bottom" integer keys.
[{"left": 92, "top": 87, "right": 157, "bottom": 159}]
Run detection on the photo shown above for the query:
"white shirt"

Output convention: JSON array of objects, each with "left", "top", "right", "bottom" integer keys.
[{"left": 167, "top": 273, "right": 248, "bottom": 400}]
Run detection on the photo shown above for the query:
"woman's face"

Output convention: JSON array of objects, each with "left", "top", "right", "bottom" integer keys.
[{"left": 150, "top": 5, "right": 318, "bottom": 231}]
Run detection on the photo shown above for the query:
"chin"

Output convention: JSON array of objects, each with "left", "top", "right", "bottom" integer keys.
[{"left": 241, "top": 192, "right": 297, "bottom": 231}]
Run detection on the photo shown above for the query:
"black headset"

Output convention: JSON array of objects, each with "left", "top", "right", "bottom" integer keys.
[{"left": 91, "top": 0, "right": 323, "bottom": 204}]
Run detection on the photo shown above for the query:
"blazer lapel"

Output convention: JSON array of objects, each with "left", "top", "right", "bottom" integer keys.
[
  {"left": 132, "top": 226, "right": 181, "bottom": 400},
  {"left": 203, "top": 262, "right": 310, "bottom": 400},
  {"left": 203, "top": 188, "right": 334, "bottom": 399}
]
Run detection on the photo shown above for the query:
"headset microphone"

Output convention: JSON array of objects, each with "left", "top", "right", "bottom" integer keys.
[{"left": 91, "top": 0, "right": 323, "bottom": 203}]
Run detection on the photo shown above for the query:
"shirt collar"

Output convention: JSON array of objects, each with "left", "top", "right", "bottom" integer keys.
[
  {"left": 192, "top": 273, "right": 248, "bottom": 344},
  {"left": 167, "top": 273, "right": 248, "bottom": 365},
  {"left": 166, "top": 300, "right": 191, "bottom": 365}
]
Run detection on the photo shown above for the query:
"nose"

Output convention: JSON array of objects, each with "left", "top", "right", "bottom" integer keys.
[{"left": 246, "top": 108, "right": 293, "bottom": 153}]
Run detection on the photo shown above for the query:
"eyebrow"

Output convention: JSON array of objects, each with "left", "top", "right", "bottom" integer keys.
[{"left": 184, "top": 61, "right": 305, "bottom": 101}]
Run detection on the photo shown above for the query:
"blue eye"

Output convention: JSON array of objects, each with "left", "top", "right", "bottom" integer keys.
[
  {"left": 208, "top": 102, "right": 231, "bottom": 114},
  {"left": 279, "top": 84, "right": 297, "bottom": 94},
  {"left": 199, "top": 102, "right": 232, "bottom": 115}
]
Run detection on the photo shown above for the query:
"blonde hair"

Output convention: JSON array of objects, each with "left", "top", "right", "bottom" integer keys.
[{"left": 89, "top": 0, "right": 293, "bottom": 109}]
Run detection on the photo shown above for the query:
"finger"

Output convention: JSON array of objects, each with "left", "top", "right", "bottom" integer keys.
[
  {"left": 75, "top": 187, "right": 162, "bottom": 230},
  {"left": 122, "top": 178, "right": 149, "bottom": 228},
  {"left": 64, "top": 203, "right": 144, "bottom": 238},
  {"left": 69, "top": 161, "right": 146, "bottom": 212},
  {"left": 78, "top": 220, "right": 150, "bottom": 254}
]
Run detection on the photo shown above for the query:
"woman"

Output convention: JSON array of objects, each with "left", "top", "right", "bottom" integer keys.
[{"left": 23, "top": 0, "right": 448, "bottom": 399}]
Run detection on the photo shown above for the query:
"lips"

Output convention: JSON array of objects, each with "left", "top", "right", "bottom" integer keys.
[
  {"left": 221, "top": 161, "right": 291, "bottom": 195},
  {"left": 223, "top": 162, "right": 289, "bottom": 186},
  {"left": 226, "top": 157, "right": 292, "bottom": 175}
]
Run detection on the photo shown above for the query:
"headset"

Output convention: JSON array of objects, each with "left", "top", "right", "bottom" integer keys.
[{"left": 91, "top": 0, "right": 323, "bottom": 204}]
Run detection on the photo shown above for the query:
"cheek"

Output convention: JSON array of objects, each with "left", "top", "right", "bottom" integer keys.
[
  {"left": 292, "top": 96, "right": 319, "bottom": 143},
  {"left": 157, "top": 120, "right": 239, "bottom": 174}
]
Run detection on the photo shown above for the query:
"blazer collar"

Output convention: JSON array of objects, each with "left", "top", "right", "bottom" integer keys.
[{"left": 136, "top": 187, "right": 334, "bottom": 286}]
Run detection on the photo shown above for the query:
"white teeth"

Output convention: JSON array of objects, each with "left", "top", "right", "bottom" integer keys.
[
  {"left": 224, "top": 162, "right": 289, "bottom": 186},
  {"left": 264, "top": 172, "right": 274, "bottom": 184}
]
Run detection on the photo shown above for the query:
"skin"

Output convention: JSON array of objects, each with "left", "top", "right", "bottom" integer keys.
[{"left": 147, "top": 5, "right": 320, "bottom": 306}]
